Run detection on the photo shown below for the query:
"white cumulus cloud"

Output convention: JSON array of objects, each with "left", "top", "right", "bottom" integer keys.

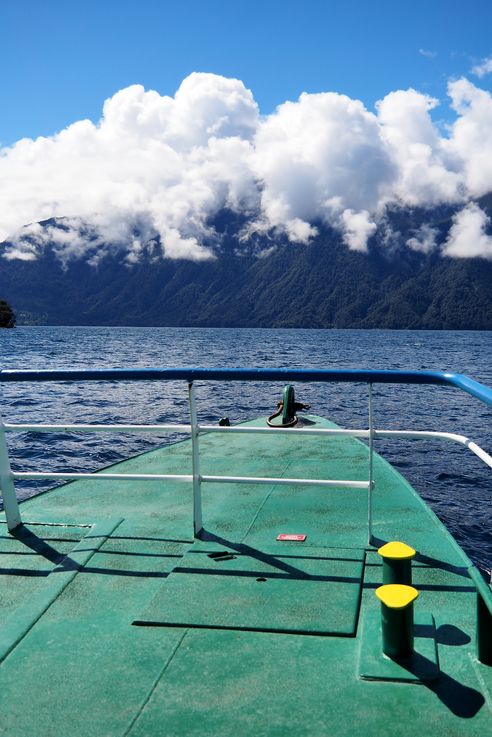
[
  {"left": 406, "top": 224, "right": 439, "bottom": 253},
  {"left": 377, "top": 89, "right": 464, "bottom": 206},
  {"left": 447, "top": 78, "right": 492, "bottom": 198},
  {"left": 443, "top": 203, "right": 492, "bottom": 259},
  {"left": 340, "top": 210, "right": 377, "bottom": 252},
  {"left": 251, "top": 91, "right": 396, "bottom": 249},
  {"left": 0, "top": 73, "right": 260, "bottom": 261},
  {"left": 2, "top": 72, "right": 492, "bottom": 262}
]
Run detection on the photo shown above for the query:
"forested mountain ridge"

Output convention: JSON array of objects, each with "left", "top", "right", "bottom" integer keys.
[{"left": 1, "top": 200, "right": 491, "bottom": 329}]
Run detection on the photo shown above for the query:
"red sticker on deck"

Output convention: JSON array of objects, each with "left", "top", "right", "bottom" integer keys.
[{"left": 276, "top": 534, "right": 307, "bottom": 542}]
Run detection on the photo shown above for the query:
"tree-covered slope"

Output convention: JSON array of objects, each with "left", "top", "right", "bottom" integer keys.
[{"left": 1, "top": 210, "right": 491, "bottom": 329}]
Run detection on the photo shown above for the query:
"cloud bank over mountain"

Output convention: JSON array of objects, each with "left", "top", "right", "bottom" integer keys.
[{"left": 2, "top": 72, "right": 492, "bottom": 262}]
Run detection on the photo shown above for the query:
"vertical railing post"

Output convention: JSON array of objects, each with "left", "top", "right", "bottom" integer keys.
[
  {"left": 368, "top": 383, "right": 374, "bottom": 545},
  {"left": 188, "top": 382, "right": 203, "bottom": 537},
  {"left": 0, "top": 423, "right": 21, "bottom": 531}
]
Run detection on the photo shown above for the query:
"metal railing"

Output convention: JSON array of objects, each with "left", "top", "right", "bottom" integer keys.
[{"left": 0, "top": 368, "right": 491, "bottom": 541}]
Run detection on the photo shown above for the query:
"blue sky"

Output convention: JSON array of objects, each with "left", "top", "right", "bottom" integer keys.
[{"left": 2, "top": 0, "right": 492, "bottom": 146}]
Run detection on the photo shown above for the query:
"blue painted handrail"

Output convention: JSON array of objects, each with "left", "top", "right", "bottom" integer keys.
[{"left": 1, "top": 368, "right": 492, "bottom": 408}]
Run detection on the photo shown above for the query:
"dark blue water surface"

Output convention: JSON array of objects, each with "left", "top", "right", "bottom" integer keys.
[{"left": 1, "top": 327, "right": 491, "bottom": 571}]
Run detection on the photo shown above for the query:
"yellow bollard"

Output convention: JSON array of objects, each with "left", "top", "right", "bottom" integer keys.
[
  {"left": 375, "top": 584, "right": 419, "bottom": 660},
  {"left": 378, "top": 541, "right": 416, "bottom": 585}
]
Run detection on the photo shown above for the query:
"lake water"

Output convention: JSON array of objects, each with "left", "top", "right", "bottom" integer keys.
[{"left": 1, "top": 326, "right": 491, "bottom": 571}]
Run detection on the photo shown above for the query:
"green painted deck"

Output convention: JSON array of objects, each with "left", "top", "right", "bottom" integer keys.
[
  {"left": 135, "top": 544, "right": 365, "bottom": 635},
  {"left": 0, "top": 416, "right": 491, "bottom": 736}
]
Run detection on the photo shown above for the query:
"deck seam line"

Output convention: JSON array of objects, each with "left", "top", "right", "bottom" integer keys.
[
  {"left": 470, "top": 653, "right": 492, "bottom": 713},
  {"left": 240, "top": 460, "right": 294, "bottom": 543},
  {"left": 353, "top": 550, "right": 367, "bottom": 638},
  {"left": 0, "top": 518, "right": 123, "bottom": 665},
  {"left": 122, "top": 629, "right": 188, "bottom": 737}
]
